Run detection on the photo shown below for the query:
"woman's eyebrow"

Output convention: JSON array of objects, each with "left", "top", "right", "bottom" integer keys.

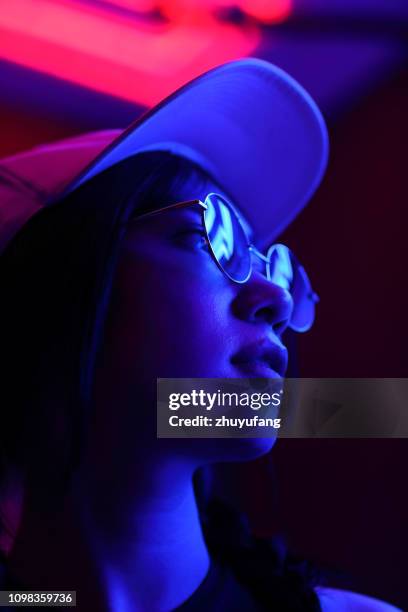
[{"left": 167, "top": 205, "right": 204, "bottom": 226}]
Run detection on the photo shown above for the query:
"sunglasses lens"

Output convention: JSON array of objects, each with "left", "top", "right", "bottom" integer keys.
[
  {"left": 266, "top": 244, "right": 318, "bottom": 332},
  {"left": 204, "top": 193, "right": 251, "bottom": 282}
]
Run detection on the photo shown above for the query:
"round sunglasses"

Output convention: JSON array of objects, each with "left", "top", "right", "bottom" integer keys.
[{"left": 134, "top": 192, "right": 319, "bottom": 332}]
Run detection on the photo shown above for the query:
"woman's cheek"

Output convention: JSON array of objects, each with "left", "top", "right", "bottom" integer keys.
[{"left": 110, "top": 248, "right": 236, "bottom": 379}]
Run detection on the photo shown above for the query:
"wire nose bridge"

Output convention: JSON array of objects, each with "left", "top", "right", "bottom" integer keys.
[{"left": 249, "top": 245, "right": 273, "bottom": 282}]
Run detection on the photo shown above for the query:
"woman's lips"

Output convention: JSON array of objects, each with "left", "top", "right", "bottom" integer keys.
[
  {"left": 231, "top": 339, "right": 288, "bottom": 378},
  {"left": 232, "top": 360, "right": 282, "bottom": 379}
]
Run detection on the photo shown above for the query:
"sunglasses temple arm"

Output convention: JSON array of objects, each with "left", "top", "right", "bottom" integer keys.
[{"left": 129, "top": 199, "right": 205, "bottom": 223}]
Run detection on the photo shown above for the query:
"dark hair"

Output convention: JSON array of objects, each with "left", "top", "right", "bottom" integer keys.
[{"left": 0, "top": 151, "right": 322, "bottom": 609}]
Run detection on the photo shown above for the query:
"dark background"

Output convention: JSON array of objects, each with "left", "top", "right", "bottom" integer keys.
[
  {"left": 220, "top": 63, "right": 408, "bottom": 609},
  {"left": 1, "top": 0, "right": 407, "bottom": 608}
]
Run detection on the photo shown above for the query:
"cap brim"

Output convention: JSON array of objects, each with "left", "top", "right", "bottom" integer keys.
[
  {"left": 0, "top": 59, "right": 328, "bottom": 254},
  {"left": 63, "top": 58, "right": 329, "bottom": 241}
]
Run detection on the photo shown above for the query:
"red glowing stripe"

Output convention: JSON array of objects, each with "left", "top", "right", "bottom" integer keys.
[
  {"left": 102, "top": 0, "right": 156, "bottom": 11},
  {"left": 0, "top": 0, "right": 260, "bottom": 106},
  {"left": 238, "top": 0, "right": 291, "bottom": 23},
  {"left": 106, "top": 0, "right": 292, "bottom": 24}
]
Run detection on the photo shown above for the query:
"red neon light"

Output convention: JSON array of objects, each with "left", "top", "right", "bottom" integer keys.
[
  {"left": 0, "top": 0, "right": 290, "bottom": 106},
  {"left": 103, "top": 0, "right": 156, "bottom": 11},
  {"left": 236, "top": 0, "right": 291, "bottom": 23},
  {"left": 107, "top": 0, "right": 291, "bottom": 24}
]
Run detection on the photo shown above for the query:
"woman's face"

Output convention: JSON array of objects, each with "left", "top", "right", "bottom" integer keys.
[{"left": 93, "top": 179, "right": 293, "bottom": 464}]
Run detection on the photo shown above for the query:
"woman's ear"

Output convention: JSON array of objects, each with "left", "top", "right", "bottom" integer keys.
[{"left": 0, "top": 464, "right": 25, "bottom": 557}]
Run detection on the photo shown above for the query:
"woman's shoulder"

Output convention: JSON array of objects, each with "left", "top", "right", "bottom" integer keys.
[{"left": 315, "top": 586, "right": 402, "bottom": 611}]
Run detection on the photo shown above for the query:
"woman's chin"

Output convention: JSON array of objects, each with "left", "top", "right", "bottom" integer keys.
[
  {"left": 172, "top": 436, "right": 278, "bottom": 464},
  {"left": 212, "top": 436, "right": 278, "bottom": 462}
]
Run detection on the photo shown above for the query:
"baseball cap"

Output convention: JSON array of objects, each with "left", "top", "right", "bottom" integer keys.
[{"left": 0, "top": 58, "right": 329, "bottom": 256}]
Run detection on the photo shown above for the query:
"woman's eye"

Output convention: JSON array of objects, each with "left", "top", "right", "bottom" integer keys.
[{"left": 173, "top": 229, "right": 209, "bottom": 250}]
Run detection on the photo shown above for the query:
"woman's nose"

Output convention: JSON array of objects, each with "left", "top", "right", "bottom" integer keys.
[{"left": 231, "top": 270, "right": 294, "bottom": 336}]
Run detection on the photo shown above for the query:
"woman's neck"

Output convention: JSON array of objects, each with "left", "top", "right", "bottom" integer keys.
[{"left": 8, "top": 462, "right": 210, "bottom": 612}]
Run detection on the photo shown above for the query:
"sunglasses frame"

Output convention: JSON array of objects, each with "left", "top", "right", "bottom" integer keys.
[
  {"left": 131, "top": 193, "right": 319, "bottom": 331},
  {"left": 133, "top": 194, "right": 280, "bottom": 284}
]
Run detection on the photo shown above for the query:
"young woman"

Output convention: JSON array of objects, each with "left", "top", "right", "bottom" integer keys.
[{"left": 0, "top": 60, "right": 399, "bottom": 611}]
